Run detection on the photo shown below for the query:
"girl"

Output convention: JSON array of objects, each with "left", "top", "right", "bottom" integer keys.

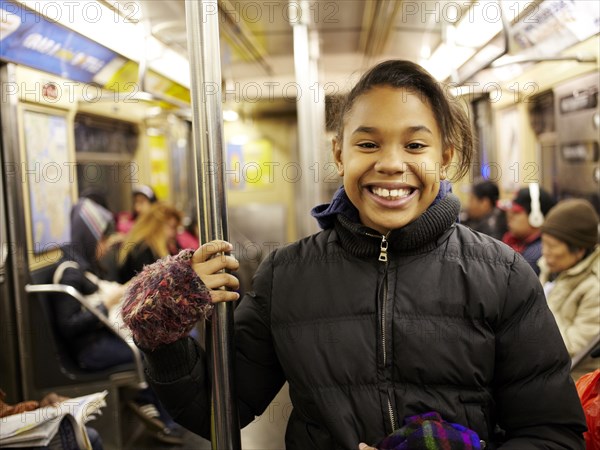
[{"left": 123, "top": 60, "right": 585, "bottom": 449}]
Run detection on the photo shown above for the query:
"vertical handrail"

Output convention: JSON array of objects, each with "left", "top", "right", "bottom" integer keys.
[
  {"left": 1, "top": 63, "right": 30, "bottom": 401},
  {"left": 184, "top": 1, "right": 241, "bottom": 448},
  {"left": 290, "top": 0, "right": 326, "bottom": 238}
]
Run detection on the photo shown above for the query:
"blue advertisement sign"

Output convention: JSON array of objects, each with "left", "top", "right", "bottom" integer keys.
[{"left": 0, "top": 0, "right": 119, "bottom": 83}]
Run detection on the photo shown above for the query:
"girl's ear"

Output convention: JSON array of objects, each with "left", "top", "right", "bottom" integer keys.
[
  {"left": 332, "top": 137, "right": 344, "bottom": 176},
  {"left": 440, "top": 146, "right": 455, "bottom": 180}
]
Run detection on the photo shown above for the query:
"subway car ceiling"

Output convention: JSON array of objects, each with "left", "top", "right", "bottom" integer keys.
[
  {"left": 2, "top": 1, "right": 598, "bottom": 106},
  {"left": 1, "top": 0, "right": 599, "bottom": 213}
]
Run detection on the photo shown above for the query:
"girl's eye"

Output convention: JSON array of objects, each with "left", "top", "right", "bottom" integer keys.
[
  {"left": 406, "top": 142, "right": 426, "bottom": 151},
  {"left": 357, "top": 142, "right": 378, "bottom": 150}
]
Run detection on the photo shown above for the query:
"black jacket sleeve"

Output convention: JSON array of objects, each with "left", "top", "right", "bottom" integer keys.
[
  {"left": 494, "top": 253, "right": 586, "bottom": 449},
  {"left": 54, "top": 267, "right": 106, "bottom": 339},
  {"left": 232, "top": 255, "right": 287, "bottom": 426},
  {"left": 142, "top": 337, "right": 212, "bottom": 437},
  {"left": 141, "top": 254, "right": 286, "bottom": 437}
]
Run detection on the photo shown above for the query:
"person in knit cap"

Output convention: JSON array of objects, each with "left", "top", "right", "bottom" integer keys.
[
  {"left": 501, "top": 185, "right": 556, "bottom": 275},
  {"left": 539, "top": 198, "right": 599, "bottom": 358}
]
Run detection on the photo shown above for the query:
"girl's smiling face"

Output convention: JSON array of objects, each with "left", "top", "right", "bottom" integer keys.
[{"left": 334, "top": 86, "right": 453, "bottom": 234}]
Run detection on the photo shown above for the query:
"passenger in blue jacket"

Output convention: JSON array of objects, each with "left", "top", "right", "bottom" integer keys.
[{"left": 123, "top": 60, "right": 586, "bottom": 449}]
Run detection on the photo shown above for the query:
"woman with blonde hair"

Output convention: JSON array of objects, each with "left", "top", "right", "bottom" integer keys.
[{"left": 117, "top": 202, "right": 182, "bottom": 283}]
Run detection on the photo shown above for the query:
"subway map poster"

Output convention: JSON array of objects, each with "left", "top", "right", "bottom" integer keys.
[{"left": 23, "top": 110, "right": 72, "bottom": 253}]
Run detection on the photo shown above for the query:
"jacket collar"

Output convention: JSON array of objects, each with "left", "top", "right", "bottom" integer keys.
[
  {"left": 332, "top": 193, "right": 461, "bottom": 258},
  {"left": 311, "top": 186, "right": 360, "bottom": 230}
]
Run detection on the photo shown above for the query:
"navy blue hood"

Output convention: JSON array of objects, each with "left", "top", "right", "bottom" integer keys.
[{"left": 311, "top": 180, "right": 454, "bottom": 230}]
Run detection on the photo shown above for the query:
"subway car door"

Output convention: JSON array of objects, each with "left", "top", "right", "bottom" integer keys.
[
  {"left": 0, "top": 135, "right": 21, "bottom": 403},
  {"left": 0, "top": 63, "right": 24, "bottom": 403},
  {"left": 554, "top": 72, "right": 600, "bottom": 210}
]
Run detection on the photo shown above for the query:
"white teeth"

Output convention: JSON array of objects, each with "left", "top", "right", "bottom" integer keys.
[{"left": 372, "top": 187, "right": 411, "bottom": 199}]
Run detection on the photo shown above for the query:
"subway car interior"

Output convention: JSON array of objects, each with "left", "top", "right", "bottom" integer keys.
[{"left": 1, "top": 0, "right": 599, "bottom": 449}]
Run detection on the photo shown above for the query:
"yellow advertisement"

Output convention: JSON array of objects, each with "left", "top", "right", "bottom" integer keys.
[
  {"left": 226, "top": 138, "right": 274, "bottom": 190},
  {"left": 149, "top": 135, "right": 169, "bottom": 200},
  {"left": 105, "top": 61, "right": 191, "bottom": 105}
]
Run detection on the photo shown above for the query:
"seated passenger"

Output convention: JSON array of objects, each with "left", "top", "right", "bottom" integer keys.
[
  {"left": 117, "top": 202, "right": 182, "bottom": 283},
  {"left": 80, "top": 186, "right": 111, "bottom": 212},
  {"left": 539, "top": 199, "right": 600, "bottom": 358},
  {"left": 462, "top": 179, "right": 507, "bottom": 241},
  {"left": 54, "top": 197, "right": 183, "bottom": 445},
  {"left": 57, "top": 197, "right": 127, "bottom": 365},
  {"left": 0, "top": 390, "right": 104, "bottom": 450},
  {"left": 501, "top": 185, "right": 555, "bottom": 275},
  {"left": 116, "top": 185, "right": 157, "bottom": 234}
]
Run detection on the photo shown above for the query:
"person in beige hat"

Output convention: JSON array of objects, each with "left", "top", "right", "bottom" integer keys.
[{"left": 539, "top": 198, "right": 599, "bottom": 359}]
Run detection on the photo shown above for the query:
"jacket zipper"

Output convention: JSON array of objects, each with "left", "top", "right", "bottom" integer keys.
[
  {"left": 379, "top": 234, "right": 389, "bottom": 262},
  {"left": 366, "top": 232, "right": 396, "bottom": 431}
]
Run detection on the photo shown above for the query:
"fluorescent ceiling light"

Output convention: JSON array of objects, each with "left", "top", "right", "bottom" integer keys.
[
  {"left": 146, "top": 106, "right": 163, "bottom": 117},
  {"left": 489, "top": 62, "right": 526, "bottom": 82},
  {"left": 146, "top": 127, "right": 163, "bottom": 136},
  {"left": 229, "top": 135, "right": 249, "bottom": 146},
  {"left": 15, "top": 0, "right": 190, "bottom": 88},
  {"left": 223, "top": 110, "right": 239, "bottom": 122},
  {"left": 422, "top": 0, "right": 508, "bottom": 81},
  {"left": 454, "top": 1, "right": 503, "bottom": 49},
  {"left": 421, "top": 43, "right": 476, "bottom": 81}
]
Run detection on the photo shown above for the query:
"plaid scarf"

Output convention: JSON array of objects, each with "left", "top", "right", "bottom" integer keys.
[{"left": 377, "top": 412, "right": 481, "bottom": 450}]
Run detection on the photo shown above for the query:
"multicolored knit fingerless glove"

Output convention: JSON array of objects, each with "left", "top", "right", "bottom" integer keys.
[
  {"left": 376, "top": 411, "right": 481, "bottom": 450},
  {"left": 122, "top": 249, "right": 213, "bottom": 350}
]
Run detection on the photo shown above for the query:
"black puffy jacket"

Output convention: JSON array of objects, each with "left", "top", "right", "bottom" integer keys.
[{"left": 142, "top": 194, "right": 585, "bottom": 449}]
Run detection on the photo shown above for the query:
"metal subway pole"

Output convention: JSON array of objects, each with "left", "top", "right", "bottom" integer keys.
[
  {"left": 184, "top": 1, "right": 241, "bottom": 448},
  {"left": 291, "top": 0, "right": 325, "bottom": 238}
]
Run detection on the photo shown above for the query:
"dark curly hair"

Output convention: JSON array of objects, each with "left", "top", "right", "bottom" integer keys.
[{"left": 333, "top": 60, "right": 474, "bottom": 180}]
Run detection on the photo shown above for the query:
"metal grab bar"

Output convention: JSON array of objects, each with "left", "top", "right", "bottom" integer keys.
[
  {"left": 25, "top": 283, "right": 147, "bottom": 389},
  {"left": 185, "top": 1, "right": 241, "bottom": 447}
]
